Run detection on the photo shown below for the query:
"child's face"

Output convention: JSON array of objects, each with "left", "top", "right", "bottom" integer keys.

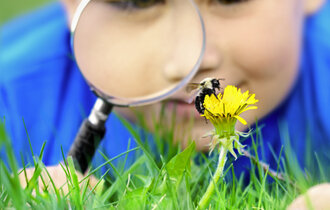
[{"left": 63, "top": 0, "right": 323, "bottom": 150}]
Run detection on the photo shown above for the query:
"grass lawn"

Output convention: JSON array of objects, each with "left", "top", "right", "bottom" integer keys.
[
  {"left": 1, "top": 111, "right": 329, "bottom": 209},
  {"left": 0, "top": 0, "right": 54, "bottom": 25}
]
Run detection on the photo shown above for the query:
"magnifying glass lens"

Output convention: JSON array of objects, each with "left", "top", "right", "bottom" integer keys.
[{"left": 73, "top": 0, "right": 204, "bottom": 106}]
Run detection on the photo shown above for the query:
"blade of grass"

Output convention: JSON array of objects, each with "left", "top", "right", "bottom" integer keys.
[
  {"left": 120, "top": 138, "right": 131, "bottom": 174},
  {"left": 81, "top": 147, "right": 140, "bottom": 183},
  {"left": 117, "top": 115, "right": 159, "bottom": 176},
  {"left": 84, "top": 168, "right": 110, "bottom": 203},
  {"left": 314, "top": 152, "right": 327, "bottom": 182},
  {"left": 67, "top": 156, "right": 83, "bottom": 210},
  {"left": 43, "top": 166, "right": 62, "bottom": 201},
  {"left": 23, "top": 118, "right": 36, "bottom": 166},
  {"left": 100, "top": 156, "right": 146, "bottom": 203}
]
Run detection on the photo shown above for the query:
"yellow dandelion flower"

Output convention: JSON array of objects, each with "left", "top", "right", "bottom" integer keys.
[
  {"left": 202, "top": 85, "right": 258, "bottom": 126},
  {"left": 200, "top": 85, "right": 258, "bottom": 157},
  {"left": 197, "top": 85, "right": 258, "bottom": 209}
]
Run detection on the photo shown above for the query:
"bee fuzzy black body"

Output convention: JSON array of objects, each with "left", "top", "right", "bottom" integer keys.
[
  {"left": 186, "top": 78, "right": 222, "bottom": 114},
  {"left": 186, "top": 78, "right": 223, "bottom": 114},
  {"left": 195, "top": 88, "right": 215, "bottom": 114}
]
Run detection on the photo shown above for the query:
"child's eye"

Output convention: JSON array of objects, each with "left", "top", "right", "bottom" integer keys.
[
  {"left": 109, "top": 0, "right": 165, "bottom": 10},
  {"left": 216, "top": 0, "right": 248, "bottom": 5}
]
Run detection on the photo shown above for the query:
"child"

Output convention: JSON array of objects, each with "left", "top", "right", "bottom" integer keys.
[{"left": 1, "top": 0, "right": 329, "bottom": 200}]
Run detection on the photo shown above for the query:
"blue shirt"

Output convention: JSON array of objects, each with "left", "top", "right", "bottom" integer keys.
[{"left": 1, "top": 2, "right": 330, "bottom": 173}]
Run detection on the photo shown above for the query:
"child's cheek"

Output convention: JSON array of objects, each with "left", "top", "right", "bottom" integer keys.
[
  {"left": 232, "top": 9, "right": 303, "bottom": 80},
  {"left": 230, "top": 6, "right": 304, "bottom": 122}
]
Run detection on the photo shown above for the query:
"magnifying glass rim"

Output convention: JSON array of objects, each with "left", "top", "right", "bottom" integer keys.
[{"left": 70, "top": 0, "right": 206, "bottom": 107}]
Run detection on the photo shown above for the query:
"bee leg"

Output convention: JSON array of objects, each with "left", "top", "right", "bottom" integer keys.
[
  {"left": 204, "top": 116, "right": 208, "bottom": 124},
  {"left": 210, "top": 88, "right": 219, "bottom": 99},
  {"left": 213, "top": 88, "right": 217, "bottom": 94}
]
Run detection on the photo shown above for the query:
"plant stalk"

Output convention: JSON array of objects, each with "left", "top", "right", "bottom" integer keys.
[{"left": 198, "top": 146, "right": 228, "bottom": 209}]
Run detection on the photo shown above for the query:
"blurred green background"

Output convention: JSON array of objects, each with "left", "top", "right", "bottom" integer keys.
[{"left": 0, "top": 0, "right": 54, "bottom": 25}]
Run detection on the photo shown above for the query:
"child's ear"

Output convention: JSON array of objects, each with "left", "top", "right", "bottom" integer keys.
[
  {"left": 304, "top": 0, "right": 326, "bottom": 15},
  {"left": 61, "top": 0, "right": 80, "bottom": 26}
]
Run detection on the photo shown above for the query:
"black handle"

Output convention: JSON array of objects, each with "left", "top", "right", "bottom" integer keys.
[{"left": 68, "top": 119, "right": 106, "bottom": 173}]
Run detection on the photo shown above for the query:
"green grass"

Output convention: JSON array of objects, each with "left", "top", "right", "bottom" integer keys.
[
  {"left": 0, "top": 0, "right": 54, "bottom": 25},
  {"left": 0, "top": 109, "right": 329, "bottom": 209}
]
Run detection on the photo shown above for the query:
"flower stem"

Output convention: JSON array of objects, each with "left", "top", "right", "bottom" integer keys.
[{"left": 198, "top": 146, "right": 228, "bottom": 209}]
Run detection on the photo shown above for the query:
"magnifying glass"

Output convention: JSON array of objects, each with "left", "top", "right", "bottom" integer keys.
[{"left": 67, "top": 0, "right": 206, "bottom": 173}]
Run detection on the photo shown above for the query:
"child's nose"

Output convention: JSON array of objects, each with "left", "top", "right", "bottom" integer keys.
[
  {"left": 162, "top": 40, "right": 204, "bottom": 82},
  {"left": 162, "top": 43, "right": 221, "bottom": 82},
  {"left": 199, "top": 45, "right": 221, "bottom": 73},
  {"left": 194, "top": 12, "right": 222, "bottom": 78}
]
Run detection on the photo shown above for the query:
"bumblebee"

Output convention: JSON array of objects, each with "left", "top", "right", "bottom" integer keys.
[{"left": 186, "top": 78, "right": 224, "bottom": 114}]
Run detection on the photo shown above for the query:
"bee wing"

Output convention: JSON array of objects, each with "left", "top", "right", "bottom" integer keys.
[
  {"left": 185, "top": 83, "right": 200, "bottom": 94},
  {"left": 185, "top": 83, "right": 201, "bottom": 104},
  {"left": 187, "top": 89, "right": 200, "bottom": 104},
  {"left": 186, "top": 83, "right": 201, "bottom": 104}
]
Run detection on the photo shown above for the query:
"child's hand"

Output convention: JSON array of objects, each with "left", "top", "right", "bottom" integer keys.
[
  {"left": 287, "top": 183, "right": 330, "bottom": 210},
  {"left": 18, "top": 164, "right": 100, "bottom": 194}
]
